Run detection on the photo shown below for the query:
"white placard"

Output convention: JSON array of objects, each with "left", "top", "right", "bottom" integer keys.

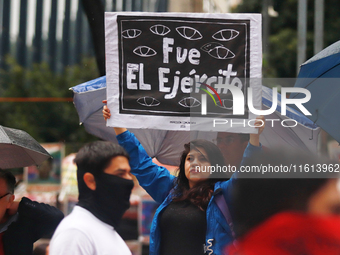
[{"left": 105, "top": 12, "right": 262, "bottom": 132}]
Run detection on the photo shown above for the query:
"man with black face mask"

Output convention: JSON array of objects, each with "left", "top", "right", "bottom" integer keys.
[{"left": 49, "top": 141, "right": 134, "bottom": 255}]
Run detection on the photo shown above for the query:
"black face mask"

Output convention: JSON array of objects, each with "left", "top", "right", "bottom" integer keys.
[{"left": 78, "top": 173, "right": 134, "bottom": 229}]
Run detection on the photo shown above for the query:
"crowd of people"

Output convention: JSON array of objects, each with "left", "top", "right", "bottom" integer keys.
[{"left": 1, "top": 103, "right": 340, "bottom": 255}]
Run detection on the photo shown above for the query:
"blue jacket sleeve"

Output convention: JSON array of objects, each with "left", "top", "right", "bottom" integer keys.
[
  {"left": 239, "top": 142, "right": 262, "bottom": 167},
  {"left": 117, "top": 130, "right": 175, "bottom": 204},
  {"left": 222, "top": 142, "right": 262, "bottom": 204}
]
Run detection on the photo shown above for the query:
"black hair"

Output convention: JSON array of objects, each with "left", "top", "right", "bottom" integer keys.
[
  {"left": 172, "top": 139, "right": 227, "bottom": 211},
  {"left": 231, "top": 148, "right": 337, "bottom": 238},
  {"left": 0, "top": 169, "right": 16, "bottom": 194},
  {"left": 74, "top": 141, "right": 129, "bottom": 200}
]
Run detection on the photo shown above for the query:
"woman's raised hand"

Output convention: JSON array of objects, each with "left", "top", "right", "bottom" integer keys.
[
  {"left": 249, "top": 115, "right": 265, "bottom": 147},
  {"left": 102, "top": 100, "right": 111, "bottom": 121},
  {"left": 102, "top": 100, "right": 127, "bottom": 135}
]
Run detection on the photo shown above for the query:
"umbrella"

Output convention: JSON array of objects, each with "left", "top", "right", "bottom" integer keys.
[
  {"left": 70, "top": 76, "right": 319, "bottom": 166},
  {"left": 260, "top": 86, "right": 319, "bottom": 152},
  {"left": 291, "top": 40, "right": 340, "bottom": 142},
  {"left": 0, "top": 125, "right": 51, "bottom": 169}
]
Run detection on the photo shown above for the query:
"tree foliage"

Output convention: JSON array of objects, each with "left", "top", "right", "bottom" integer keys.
[
  {"left": 0, "top": 57, "right": 99, "bottom": 148},
  {"left": 234, "top": 0, "right": 340, "bottom": 78}
]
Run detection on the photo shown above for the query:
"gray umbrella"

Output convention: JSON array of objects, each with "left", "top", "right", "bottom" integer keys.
[{"left": 0, "top": 125, "right": 51, "bottom": 169}]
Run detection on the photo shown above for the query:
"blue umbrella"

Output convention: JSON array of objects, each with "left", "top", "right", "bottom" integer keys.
[
  {"left": 70, "top": 76, "right": 319, "bottom": 166},
  {"left": 291, "top": 40, "right": 340, "bottom": 142}
]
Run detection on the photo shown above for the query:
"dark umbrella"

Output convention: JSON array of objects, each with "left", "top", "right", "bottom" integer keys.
[
  {"left": 0, "top": 125, "right": 51, "bottom": 169},
  {"left": 291, "top": 40, "right": 340, "bottom": 142}
]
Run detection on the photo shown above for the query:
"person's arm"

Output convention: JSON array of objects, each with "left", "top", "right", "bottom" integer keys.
[
  {"left": 17, "top": 197, "right": 64, "bottom": 241},
  {"left": 103, "top": 101, "right": 175, "bottom": 203},
  {"left": 248, "top": 115, "right": 265, "bottom": 147},
  {"left": 241, "top": 115, "right": 264, "bottom": 164},
  {"left": 223, "top": 116, "right": 265, "bottom": 202}
]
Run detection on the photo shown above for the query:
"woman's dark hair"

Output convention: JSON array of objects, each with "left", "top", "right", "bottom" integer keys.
[
  {"left": 231, "top": 148, "right": 338, "bottom": 238},
  {"left": 172, "top": 139, "right": 227, "bottom": 211}
]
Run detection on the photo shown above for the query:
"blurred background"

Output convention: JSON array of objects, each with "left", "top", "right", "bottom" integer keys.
[{"left": 1, "top": 0, "right": 339, "bottom": 154}]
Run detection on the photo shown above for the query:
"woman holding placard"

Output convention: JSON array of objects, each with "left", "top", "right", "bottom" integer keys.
[{"left": 103, "top": 101, "right": 264, "bottom": 255}]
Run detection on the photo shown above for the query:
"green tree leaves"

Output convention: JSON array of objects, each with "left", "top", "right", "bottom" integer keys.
[{"left": 0, "top": 57, "right": 99, "bottom": 146}]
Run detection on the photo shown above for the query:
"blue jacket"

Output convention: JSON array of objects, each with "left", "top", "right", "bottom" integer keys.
[{"left": 117, "top": 130, "right": 261, "bottom": 255}]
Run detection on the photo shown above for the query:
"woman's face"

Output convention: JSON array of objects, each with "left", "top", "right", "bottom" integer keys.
[{"left": 184, "top": 147, "right": 212, "bottom": 188}]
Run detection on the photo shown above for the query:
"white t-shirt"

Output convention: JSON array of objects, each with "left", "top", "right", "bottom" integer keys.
[{"left": 49, "top": 206, "right": 131, "bottom": 255}]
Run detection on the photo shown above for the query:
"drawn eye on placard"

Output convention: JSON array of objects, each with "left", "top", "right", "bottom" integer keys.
[
  {"left": 217, "top": 99, "right": 233, "bottom": 110},
  {"left": 212, "top": 29, "right": 239, "bottom": 41},
  {"left": 207, "top": 46, "right": 235, "bottom": 60},
  {"left": 178, "top": 97, "right": 201, "bottom": 108},
  {"left": 176, "top": 26, "right": 203, "bottom": 40},
  {"left": 150, "top": 24, "right": 171, "bottom": 36},
  {"left": 122, "top": 29, "right": 142, "bottom": 39},
  {"left": 133, "top": 46, "right": 157, "bottom": 57},
  {"left": 137, "top": 96, "right": 160, "bottom": 107},
  {"left": 201, "top": 42, "right": 224, "bottom": 52}
]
